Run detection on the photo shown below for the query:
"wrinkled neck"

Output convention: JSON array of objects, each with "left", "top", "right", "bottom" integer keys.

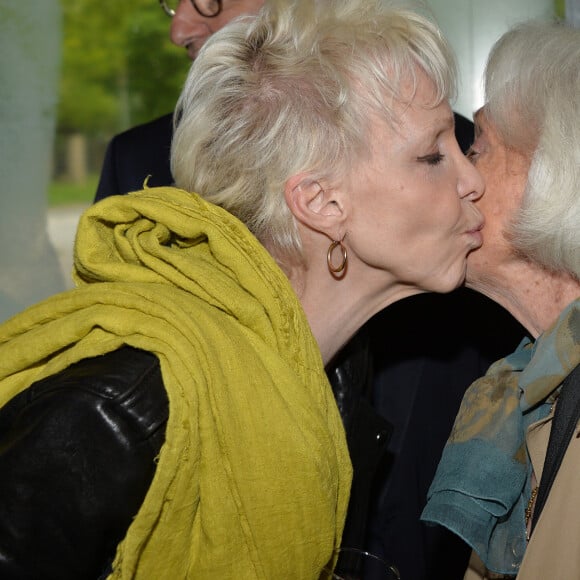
[{"left": 467, "top": 261, "right": 580, "bottom": 338}]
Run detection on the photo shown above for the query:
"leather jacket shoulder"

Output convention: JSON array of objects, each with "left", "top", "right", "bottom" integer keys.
[
  {"left": 0, "top": 338, "right": 389, "bottom": 579},
  {"left": 0, "top": 346, "right": 168, "bottom": 580}
]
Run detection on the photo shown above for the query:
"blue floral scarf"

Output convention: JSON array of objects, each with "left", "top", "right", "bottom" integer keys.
[{"left": 422, "top": 298, "right": 580, "bottom": 576}]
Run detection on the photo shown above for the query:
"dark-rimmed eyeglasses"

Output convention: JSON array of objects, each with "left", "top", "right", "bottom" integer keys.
[{"left": 159, "top": 0, "right": 222, "bottom": 18}]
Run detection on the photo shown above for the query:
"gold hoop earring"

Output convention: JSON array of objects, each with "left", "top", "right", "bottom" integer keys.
[{"left": 327, "top": 235, "right": 347, "bottom": 274}]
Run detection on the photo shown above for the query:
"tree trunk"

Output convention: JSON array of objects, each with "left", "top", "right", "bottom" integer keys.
[{"left": 0, "top": 1, "right": 65, "bottom": 321}]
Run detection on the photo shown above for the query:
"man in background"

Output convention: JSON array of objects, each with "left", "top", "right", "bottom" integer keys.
[
  {"left": 94, "top": 0, "right": 264, "bottom": 200},
  {"left": 94, "top": 2, "right": 527, "bottom": 578}
]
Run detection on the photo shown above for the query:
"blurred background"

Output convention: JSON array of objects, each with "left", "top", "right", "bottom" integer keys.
[{"left": 0, "top": 0, "right": 575, "bottom": 322}]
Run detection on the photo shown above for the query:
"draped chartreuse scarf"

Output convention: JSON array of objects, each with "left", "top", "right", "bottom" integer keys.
[{"left": 0, "top": 187, "right": 352, "bottom": 579}]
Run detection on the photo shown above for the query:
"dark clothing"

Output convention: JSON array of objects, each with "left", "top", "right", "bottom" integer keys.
[
  {"left": 327, "top": 331, "right": 393, "bottom": 551},
  {"left": 0, "top": 347, "right": 167, "bottom": 580},
  {"left": 0, "top": 344, "right": 390, "bottom": 580},
  {"left": 453, "top": 111, "right": 476, "bottom": 154},
  {"left": 94, "top": 111, "right": 474, "bottom": 203},
  {"left": 364, "top": 289, "right": 527, "bottom": 580},
  {"left": 94, "top": 114, "right": 174, "bottom": 201}
]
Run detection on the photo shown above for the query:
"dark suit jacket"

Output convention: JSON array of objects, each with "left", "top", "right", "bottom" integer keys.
[
  {"left": 364, "top": 289, "right": 526, "bottom": 579},
  {"left": 94, "top": 113, "right": 174, "bottom": 202},
  {"left": 94, "top": 112, "right": 527, "bottom": 579}
]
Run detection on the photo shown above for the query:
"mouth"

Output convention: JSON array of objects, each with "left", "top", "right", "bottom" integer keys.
[
  {"left": 469, "top": 220, "right": 484, "bottom": 234},
  {"left": 466, "top": 221, "right": 484, "bottom": 248}
]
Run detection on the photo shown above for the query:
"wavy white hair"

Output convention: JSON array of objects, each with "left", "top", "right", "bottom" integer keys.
[
  {"left": 171, "top": 0, "right": 456, "bottom": 261},
  {"left": 484, "top": 20, "right": 580, "bottom": 279}
]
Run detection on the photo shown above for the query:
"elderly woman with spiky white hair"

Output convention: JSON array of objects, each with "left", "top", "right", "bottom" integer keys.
[{"left": 423, "top": 20, "right": 580, "bottom": 580}]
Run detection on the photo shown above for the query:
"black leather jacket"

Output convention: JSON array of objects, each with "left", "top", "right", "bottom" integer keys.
[{"left": 0, "top": 336, "right": 389, "bottom": 580}]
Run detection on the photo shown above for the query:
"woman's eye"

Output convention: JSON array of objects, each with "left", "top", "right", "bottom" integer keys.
[
  {"left": 465, "top": 147, "right": 479, "bottom": 163},
  {"left": 417, "top": 152, "right": 444, "bottom": 166}
]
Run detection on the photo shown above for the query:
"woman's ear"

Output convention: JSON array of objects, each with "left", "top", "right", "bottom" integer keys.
[{"left": 284, "top": 173, "right": 346, "bottom": 234}]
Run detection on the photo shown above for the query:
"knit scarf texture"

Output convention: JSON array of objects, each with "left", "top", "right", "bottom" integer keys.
[
  {"left": 422, "top": 298, "right": 580, "bottom": 576},
  {"left": 0, "top": 187, "right": 352, "bottom": 579}
]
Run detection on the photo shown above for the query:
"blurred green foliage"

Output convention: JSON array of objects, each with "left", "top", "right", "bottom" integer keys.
[
  {"left": 58, "top": 0, "right": 189, "bottom": 135},
  {"left": 48, "top": 174, "right": 99, "bottom": 206}
]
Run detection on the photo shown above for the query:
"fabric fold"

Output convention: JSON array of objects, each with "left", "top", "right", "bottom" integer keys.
[{"left": 0, "top": 186, "right": 352, "bottom": 580}]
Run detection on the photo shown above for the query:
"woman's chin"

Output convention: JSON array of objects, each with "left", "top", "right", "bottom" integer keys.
[{"left": 424, "top": 267, "right": 467, "bottom": 295}]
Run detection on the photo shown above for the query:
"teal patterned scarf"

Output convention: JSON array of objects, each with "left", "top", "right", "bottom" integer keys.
[{"left": 422, "top": 298, "right": 580, "bottom": 576}]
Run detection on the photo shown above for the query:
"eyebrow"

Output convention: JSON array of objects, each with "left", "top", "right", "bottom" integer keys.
[{"left": 424, "top": 113, "right": 454, "bottom": 144}]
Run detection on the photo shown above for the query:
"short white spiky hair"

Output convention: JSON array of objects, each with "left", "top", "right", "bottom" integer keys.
[
  {"left": 171, "top": 0, "right": 456, "bottom": 261},
  {"left": 484, "top": 20, "right": 580, "bottom": 279}
]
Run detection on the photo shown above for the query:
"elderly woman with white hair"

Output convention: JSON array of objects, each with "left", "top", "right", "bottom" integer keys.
[
  {"left": 0, "top": 0, "right": 484, "bottom": 578},
  {"left": 422, "top": 20, "right": 580, "bottom": 580}
]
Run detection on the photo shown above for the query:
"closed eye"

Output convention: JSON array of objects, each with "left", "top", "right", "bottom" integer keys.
[
  {"left": 465, "top": 147, "right": 479, "bottom": 163},
  {"left": 417, "top": 152, "right": 444, "bottom": 166}
]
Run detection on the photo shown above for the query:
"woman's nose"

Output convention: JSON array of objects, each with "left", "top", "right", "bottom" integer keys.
[{"left": 458, "top": 151, "right": 485, "bottom": 201}]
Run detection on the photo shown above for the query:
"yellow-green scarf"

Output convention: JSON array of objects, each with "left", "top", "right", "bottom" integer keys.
[{"left": 0, "top": 187, "right": 352, "bottom": 579}]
